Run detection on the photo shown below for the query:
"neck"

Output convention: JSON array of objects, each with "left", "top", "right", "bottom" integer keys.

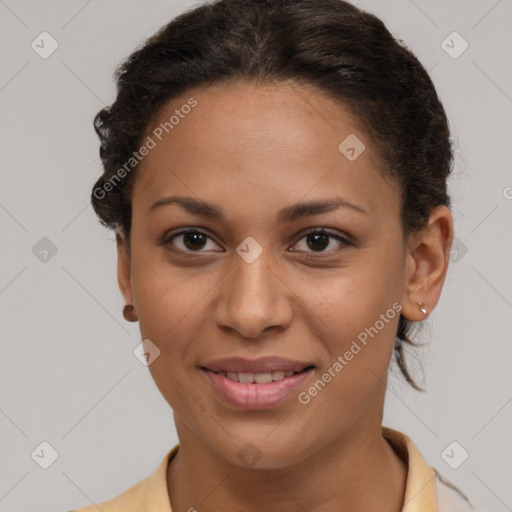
[{"left": 167, "top": 419, "right": 407, "bottom": 512}]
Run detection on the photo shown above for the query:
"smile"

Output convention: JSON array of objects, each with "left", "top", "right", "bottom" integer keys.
[{"left": 202, "top": 364, "right": 315, "bottom": 411}]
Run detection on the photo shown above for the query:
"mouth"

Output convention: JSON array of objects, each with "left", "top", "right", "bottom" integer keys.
[{"left": 200, "top": 357, "right": 316, "bottom": 410}]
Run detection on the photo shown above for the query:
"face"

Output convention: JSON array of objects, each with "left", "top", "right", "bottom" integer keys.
[{"left": 116, "top": 79, "right": 437, "bottom": 469}]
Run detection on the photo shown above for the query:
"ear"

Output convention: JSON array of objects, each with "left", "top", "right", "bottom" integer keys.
[
  {"left": 116, "top": 230, "right": 134, "bottom": 306},
  {"left": 401, "top": 205, "right": 454, "bottom": 321}
]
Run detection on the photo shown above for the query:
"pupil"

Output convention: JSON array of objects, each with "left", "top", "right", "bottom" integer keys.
[
  {"left": 307, "top": 233, "right": 328, "bottom": 251},
  {"left": 185, "top": 232, "right": 206, "bottom": 250}
]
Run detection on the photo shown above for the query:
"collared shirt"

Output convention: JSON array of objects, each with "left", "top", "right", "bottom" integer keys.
[{"left": 69, "top": 427, "right": 475, "bottom": 512}]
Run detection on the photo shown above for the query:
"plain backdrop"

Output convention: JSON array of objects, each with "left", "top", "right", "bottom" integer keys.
[{"left": 0, "top": 1, "right": 511, "bottom": 511}]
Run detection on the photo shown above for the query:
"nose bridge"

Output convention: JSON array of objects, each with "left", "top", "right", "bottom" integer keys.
[
  {"left": 233, "top": 248, "right": 275, "bottom": 301},
  {"left": 216, "top": 243, "right": 291, "bottom": 337}
]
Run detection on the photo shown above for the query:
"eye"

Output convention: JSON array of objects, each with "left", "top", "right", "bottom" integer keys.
[
  {"left": 290, "top": 228, "right": 352, "bottom": 254},
  {"left": 162, "top": 227, "right": 353, "bottom": 255},
  {"left": 162, "top": 228, "right": 222, "bottom": 253}
]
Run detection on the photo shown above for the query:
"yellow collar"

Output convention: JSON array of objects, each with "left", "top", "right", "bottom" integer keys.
[{"left": 382, "top": 426, "right": 438, "bottom": 511}]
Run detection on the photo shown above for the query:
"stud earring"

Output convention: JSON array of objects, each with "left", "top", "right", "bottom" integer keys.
[
  {"left": 417, "top": 302, "right": 428, "bottom": 316},
  {"left": 123, "top": 304, "right": 138, "bottom": 322}
]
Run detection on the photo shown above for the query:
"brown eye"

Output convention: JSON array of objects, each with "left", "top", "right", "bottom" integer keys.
[
  {"left": 182, "top": 231, "right": 208, "bottom": 250},
  {"left": 306, "top": 232, "right": 330, "bottom": 251},
  {"left": 163, "top": 228, "right": 222, "bottom": 253},
  {"left": 291, "top": 229, "right": 352, "bottom": 254}
]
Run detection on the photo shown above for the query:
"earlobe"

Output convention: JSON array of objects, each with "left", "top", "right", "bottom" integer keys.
[{"left": 401, "top": 205, "right": 454, "bottom": 322}]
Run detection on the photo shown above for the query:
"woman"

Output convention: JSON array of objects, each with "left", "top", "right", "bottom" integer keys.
[{"left": 71, "top": 0, "right": 474, "bottom": 510}]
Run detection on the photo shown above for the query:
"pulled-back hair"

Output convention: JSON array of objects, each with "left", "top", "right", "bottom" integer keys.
[{"left": 91, "top": 0, "right": 454, "bottom": 391}]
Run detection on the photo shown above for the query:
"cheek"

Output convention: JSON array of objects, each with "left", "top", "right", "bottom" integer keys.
[
  {"left": 299, "top": 278, "right": 400, "bottom": 428},
  {"left": 308, "top": 253, "right": 402, "bottom": 337},
  {"left": 131, "top": 261, "right": 211, "bottom": 411},
  {"left": 303, "top": 249, "right": 403, "bottom": 383},
  {"left": 130, "top": 247, "right": 213, "bottom": 357}
]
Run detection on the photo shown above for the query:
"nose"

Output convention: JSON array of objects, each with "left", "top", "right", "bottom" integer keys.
[{"left": 214, "top": 250, "right": 293, "bottom": 339}]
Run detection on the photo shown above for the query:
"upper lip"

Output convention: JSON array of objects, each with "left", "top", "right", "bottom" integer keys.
[{"left": 202, "top": 357, "right": 315, "bottom": 374}]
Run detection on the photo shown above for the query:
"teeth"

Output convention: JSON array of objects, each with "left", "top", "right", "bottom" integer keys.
[
  {"left": 221, "top": 370, "right": 300, "bottom": 383},
  {"left": 254, "top": 373, "right": 272, "bottom": 384},
  {"left": 238, "top": 372, "right": 254, "bottom": 384}
]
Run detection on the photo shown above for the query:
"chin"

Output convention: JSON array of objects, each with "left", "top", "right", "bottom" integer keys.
[{"left": 214, "top": 429, "right": 313, "bottom": 470}]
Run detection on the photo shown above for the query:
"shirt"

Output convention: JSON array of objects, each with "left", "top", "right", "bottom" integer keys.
[{"left": 69, "top": 426, "right": 475, "bottom": 512}]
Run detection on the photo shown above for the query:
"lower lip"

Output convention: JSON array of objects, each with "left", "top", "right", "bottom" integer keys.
[{"left": 203, "top": 368, "right": 314, "bottom": 410}]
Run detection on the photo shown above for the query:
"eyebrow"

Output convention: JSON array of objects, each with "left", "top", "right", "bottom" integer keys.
[{"left": 148, "top": 195, "right": 367, "bottom": 223}]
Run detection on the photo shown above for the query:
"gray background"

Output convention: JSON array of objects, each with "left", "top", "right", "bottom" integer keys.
[{"left": 0, "top": 0, "right": 511, "bottom": 511}]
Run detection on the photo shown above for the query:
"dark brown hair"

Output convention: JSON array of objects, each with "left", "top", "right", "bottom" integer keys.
[{"left": 91, "top": 0, "right": 454, "bottom": 391}]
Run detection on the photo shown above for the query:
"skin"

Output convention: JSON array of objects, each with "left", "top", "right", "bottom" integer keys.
[{"left": 116, "top": 79, "right": 453, "bottom": 511}]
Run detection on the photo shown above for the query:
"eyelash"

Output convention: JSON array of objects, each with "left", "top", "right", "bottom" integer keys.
[{"left": 161, "top": 227, "right": 353, "bottom": 256}]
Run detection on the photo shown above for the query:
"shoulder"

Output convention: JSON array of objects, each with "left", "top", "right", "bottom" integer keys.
[
  {"left": 435, "top": 471, "right": 475, "bottom": 511},
  {"left": 67, "top": 474, "right": 153, "bottom": 512},
  {"left": 67, "top": 446, "right": 178, "bottom": 512},
  {"left": 434, "top": 471, "right": 507, "bottom": 512}
]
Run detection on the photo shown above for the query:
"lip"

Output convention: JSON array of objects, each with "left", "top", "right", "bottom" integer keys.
[
  {"left": 202, "top": 356, "right": 314, "bottom": 374},
  {"left": 201, "top": 359, "right": 315, "bottom": 411}
]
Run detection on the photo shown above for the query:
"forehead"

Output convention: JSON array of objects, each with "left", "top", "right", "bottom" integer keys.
[{"left": 132, "top": 79, "right": 399, "bottom": 221}]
